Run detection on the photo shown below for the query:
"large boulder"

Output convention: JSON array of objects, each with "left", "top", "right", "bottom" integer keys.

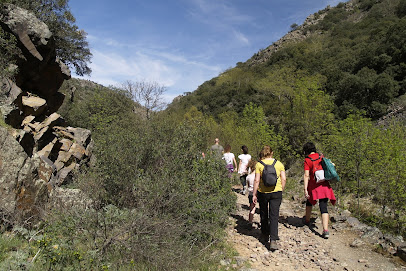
[
  {"left": 0, "top": 5, "right": 93, "bottom": 224},
  {"left": 0, "top": 127, "right": 48, "bottom": 223}
]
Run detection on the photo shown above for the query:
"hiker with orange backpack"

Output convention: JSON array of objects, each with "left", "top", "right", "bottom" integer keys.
[{"left": 303, "top": 142, "right": 336, "bottom": 239}]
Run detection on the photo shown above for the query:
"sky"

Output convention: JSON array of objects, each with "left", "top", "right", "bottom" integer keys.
[{"left": 68, "top": 0, "right": 342, "bottom": 103}]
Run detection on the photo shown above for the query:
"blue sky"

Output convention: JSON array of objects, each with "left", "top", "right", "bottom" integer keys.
[{"left": 68, "top": 0, "right": 342, "bottom": 103}]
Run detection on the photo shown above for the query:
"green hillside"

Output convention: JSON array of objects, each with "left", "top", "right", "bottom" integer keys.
[{"left": 170, "top": 0, "right": 406, "bottom": 121}]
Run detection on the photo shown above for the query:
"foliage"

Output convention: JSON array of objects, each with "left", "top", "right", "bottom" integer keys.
[
  {"left": 170, "top": 0, "right": 406, "bottom": 121},
  {"left": 1, "top": 0, "right": 92, "bottom": 75},
  {"left": 55, "top": 82, "right": 236, "bottom": 269},
  {"left": 3, "top": 0, "right": 406, "bottom": 267},
  {"left": 322, "top": 114, "right": 406, "bottom": 236},
  {"left": 0, "top": 27, "right": 19, "bottom": 79}
]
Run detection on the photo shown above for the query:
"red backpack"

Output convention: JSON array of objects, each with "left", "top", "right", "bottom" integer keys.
[{"left": 306, "top": 154, "right": 325, "bottom": 183}]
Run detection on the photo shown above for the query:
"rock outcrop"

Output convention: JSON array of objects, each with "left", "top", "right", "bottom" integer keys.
[
  {"left": 0, "top": 4, "right": 92, "bottom": 225},
  {"left": 246, "top": 1, "right": 356, "bottom": 66},
  {"left": 246, "top": 10, "right": 329, "bottom": 66}
]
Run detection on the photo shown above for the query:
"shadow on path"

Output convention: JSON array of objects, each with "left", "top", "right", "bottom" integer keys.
[{"left": 280, "top": 216, "right": 322, "bottom": 237}]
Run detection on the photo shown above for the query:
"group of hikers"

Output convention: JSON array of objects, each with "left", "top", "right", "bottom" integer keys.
[{"left": 209, "top": 138, "right": 336, "bottom": 251}]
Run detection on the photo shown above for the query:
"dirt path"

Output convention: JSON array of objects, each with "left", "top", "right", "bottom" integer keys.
[{"left": 226, "top": 188, "right": 406, "bottom": 271}]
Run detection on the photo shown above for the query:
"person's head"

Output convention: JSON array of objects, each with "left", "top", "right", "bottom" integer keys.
[
  {"left": 259, "top": 145, "right": 273, "bottom": 159},
  {"left": 241, "top": 145, "right": 248, "bottom": 154},
  {"left": 248, "top": 159, "right": 257, "bottom": 171},
  {"left": 214, "top": 138, "right": 220, "bottom": 144},
  {"left": 224, "top": 144, "right": 231, "bottom": 153},
  {"left": 303, "top": 142, "right": 317, "bottom": 156}
]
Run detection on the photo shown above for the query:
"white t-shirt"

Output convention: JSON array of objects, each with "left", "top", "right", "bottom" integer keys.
[
  {"left": 246, "top": 172, "right": 255, "bottom": 195},
  {"left": 223, "top": 152, "right": 235, "bottom": 165},
  {"left": 238, "top": 154, "right": 251, "bottom": 174}
]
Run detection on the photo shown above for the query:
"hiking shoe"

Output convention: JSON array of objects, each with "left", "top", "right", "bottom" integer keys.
[
  {"left": 270, "top": 240, "right": 279, "bottom": 250},
  {"left": 322, "top": 230, "right": 330, "bottom": 239},
  {"left": 259, "top": 233, "right": 269, "bottom": 244}
]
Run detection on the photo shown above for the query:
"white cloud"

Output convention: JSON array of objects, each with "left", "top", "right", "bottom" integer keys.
[
  {"left": 75, "top": 44, "right": 223, "bottom": 102},
  {"left": 233, "top": 29, "right": 250, "bottom": 45},
  {"left": 186, "top": 0, "right": 254, "bottom": 32}
]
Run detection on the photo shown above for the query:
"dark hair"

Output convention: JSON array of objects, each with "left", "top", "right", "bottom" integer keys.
[
  {"left": 241, "top": 145, "right": 248, "bottom": 154},
  {"left": 224, "top": 144, "right": 231, "bottom": 153},
  {"left": 303, "top": 142, "right": 317, "bottom": 156}
]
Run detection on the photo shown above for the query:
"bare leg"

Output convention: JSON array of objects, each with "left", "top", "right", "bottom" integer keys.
[
  {"left": 249, "top": 203, "right": 256, "bottom": 223},
  {"left": 305, "top": 205, "right": 312, "bottom": 222},
  {"left": 322, "top": 213, "right": 329, "bottom": 231}
]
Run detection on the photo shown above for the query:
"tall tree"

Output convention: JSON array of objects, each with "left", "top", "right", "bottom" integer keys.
[{"left": 121, "top": 80, "right": 167, "bottom": 119}]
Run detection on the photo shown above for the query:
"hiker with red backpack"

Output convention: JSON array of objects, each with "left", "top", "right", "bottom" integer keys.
[{"left": 303, "top": 142, "right": 336, "bottom": 239}]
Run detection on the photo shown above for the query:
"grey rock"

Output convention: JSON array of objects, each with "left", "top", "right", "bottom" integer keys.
[
  {"left": 0, "top": 127, "right": 49, "bottom": 223},
  {"left": 48, "top": 187, "right": 92, "bottom": 211},
  {"left": 350, "top": 239, "right": 365, "bottom": 248},
  {"left": 66, "top": 127, "right": 92, "bottom": 147}
]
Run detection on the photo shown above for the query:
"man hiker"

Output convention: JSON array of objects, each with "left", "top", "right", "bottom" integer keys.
[{"left": 210, "top": 138, "right": 224, "bottom": 158}]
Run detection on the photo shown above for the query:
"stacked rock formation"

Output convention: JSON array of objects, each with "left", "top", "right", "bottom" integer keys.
[{"left": 0, "top": 4, "right": 92, "bottom": 224}]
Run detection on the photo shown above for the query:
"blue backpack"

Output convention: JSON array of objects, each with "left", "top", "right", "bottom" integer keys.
[
  {"left": 306, "top": 154, "right": 340, "bottom": 182},
  {"left": 321, "top": 157, "right": 340, "bottom": 182}
]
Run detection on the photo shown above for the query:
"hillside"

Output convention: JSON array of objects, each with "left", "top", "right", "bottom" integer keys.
[{"left": 169, "top": 0, "right": 406, "bottom": 121}]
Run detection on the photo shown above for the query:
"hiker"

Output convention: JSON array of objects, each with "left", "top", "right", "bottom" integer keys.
[
  {"left": 210, "top": 138, "right": 224, "bottom": 158},
  {"left": 238, "top": 145, "right": 251, "bottom": 195},
  {"left": 253, "top": 145, "right": 286, "bottom": 250},
  {"left": 303, "top": 142, "right": 336, "bottom": 239},
  {"left": 246, "top": 159, "right": 257, "bottom": 226},
  {"left": 222, "top": 144, "right": 237, "bottom": 177}
]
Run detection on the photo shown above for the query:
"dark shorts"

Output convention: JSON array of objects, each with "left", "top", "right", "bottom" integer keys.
[{"left": 248, "top": 194, "right": 253, "bottom": 204}]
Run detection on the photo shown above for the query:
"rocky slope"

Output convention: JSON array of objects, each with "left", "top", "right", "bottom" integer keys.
[{"left": 246, "top": 0, "right": 357, "bottom": 67}]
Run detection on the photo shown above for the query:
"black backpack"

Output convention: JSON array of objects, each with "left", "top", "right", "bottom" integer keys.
[{"left": 259, "top": 160, "right": 278, "bottom": 187}]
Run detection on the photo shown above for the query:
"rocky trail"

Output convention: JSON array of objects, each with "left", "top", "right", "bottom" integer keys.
[{"left": 225, "top": 187, "right": 406, "bottom": 271}]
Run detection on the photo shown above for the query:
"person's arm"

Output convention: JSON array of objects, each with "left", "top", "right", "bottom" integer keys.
[
  {"left": 253, "top": 172, "right": 260, "bottom": 204},
  {"left": 238, "top": 159, "right": 242, "bottom": 173},
  {"left": 280, "top": 170, "right": 286, "bottom": 191},
  {"left": 233, "top": 156, "right": 238, "bottom": 170},
  {"left": 304, "top": 169, "right": 310, "bottom": 199}
]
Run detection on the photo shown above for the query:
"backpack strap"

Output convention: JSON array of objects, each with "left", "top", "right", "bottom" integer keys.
[
  {"left": 259, "top": 159, "right": 277, "bottom": 166},
  {"left": 306, "top": 153, "right": 322, "bottom": 162}
]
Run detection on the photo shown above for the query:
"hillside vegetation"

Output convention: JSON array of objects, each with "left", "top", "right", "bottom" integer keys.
[
  {"left": 167, "top": 0, "right": 406, "bottom": 240},
  {"left": 1, "top": 0, "right": 406, "bottom": 270},
  {"left": 171, "top": 0, "right": 406, "bottom": 121}
]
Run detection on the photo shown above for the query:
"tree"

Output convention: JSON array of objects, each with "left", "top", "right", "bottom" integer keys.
[
  {"left": 290, "top": 23, "right": 299, "bottom": 31},
  {"left": 121, "top": 80, "right": 167, "bottom": 119},
  {"left": 3, "top": 0, "right": 92, "bottom": 76}
]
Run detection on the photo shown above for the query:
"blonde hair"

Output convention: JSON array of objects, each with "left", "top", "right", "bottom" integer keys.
[{"left": 259, "top": 145, "right": 273, "bottom": 159}]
